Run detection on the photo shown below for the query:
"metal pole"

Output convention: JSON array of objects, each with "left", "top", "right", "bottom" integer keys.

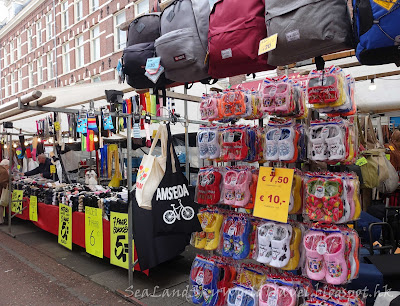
[
  {"left": 184, "top": 84, "right": 189, "bottom": 181},
  {"left": 7, "top": 133, "right": 12, "bottom": 234},
  {"left": 126, "top": 114, "right": 134, "bottom": 286}
]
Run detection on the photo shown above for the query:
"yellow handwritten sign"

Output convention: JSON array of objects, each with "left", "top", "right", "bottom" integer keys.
[
  {"left": 258, "top": 34, "right": 278, "bottom": 55},
  {"left": 58, "top": 204, "right": 72, "bottom": 250},
  {"left": 50, "top": 165, "right": 56, "bottom": 174},
  {"left": 54, "top": 121, "right": 61, "bottom": 131},
  {"left": 374, "top": 0, "right": 396, "bottom": 10},
  {"left": 110, "top": 212, "right": 134, "bottom": 270},
  {"left": 85, "top": 207, "right": 103, "bottom": 258},
  {"left": 253, "top": 167, "right": 294, "bottom": 223},
  {"left": 11, "top": 190, "right": 23, "bottom": 214},
  {"left": 29, "top": 195, "right": 38, "bottom": 222}
]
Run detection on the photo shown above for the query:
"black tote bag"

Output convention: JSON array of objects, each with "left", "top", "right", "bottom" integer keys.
[
  {"left": 151, "top": 124, "right": 201, "bottom": 236},
  {"left": 132, "top": 192, "right": 190, "bottom": 271}
]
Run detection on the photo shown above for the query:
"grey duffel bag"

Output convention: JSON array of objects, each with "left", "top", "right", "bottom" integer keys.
[{"left": 265, "top": 0, "right": 354, "bottom": 66}]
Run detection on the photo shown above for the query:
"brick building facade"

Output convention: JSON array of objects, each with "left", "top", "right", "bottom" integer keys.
[{"left": 0, "top": 0, "right": 152, "bottom": 104}]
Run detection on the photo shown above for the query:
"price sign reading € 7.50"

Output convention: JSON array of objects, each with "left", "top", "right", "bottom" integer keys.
[{"left": 253, "top": 167, "right": 294, "bottom": 223}]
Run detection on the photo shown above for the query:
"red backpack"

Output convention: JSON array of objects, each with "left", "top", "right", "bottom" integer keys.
[{"left": 208, "top": 0, "right": 275, "bottom": 78}]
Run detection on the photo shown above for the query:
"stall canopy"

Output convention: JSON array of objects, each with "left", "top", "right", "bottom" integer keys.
[{"left": 0, "top": 80, "right": 135, "bottom": 134}]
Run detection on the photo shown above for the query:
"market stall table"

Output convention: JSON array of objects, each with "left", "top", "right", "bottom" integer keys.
[{"left": 12, "top": 197, "right": 148, "bottom": 274}]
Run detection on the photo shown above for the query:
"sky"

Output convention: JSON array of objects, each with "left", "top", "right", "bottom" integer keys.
[{"left": 0, "top": 1, "right": 7, "bottom": 22}]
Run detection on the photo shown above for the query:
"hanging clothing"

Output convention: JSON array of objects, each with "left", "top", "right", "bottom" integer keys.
[
  {"left": 100, "top": 145, "right": 108, "bottom": 177},
  {"left": 108, "top": 144, "right": 120, "bottom": 178}
]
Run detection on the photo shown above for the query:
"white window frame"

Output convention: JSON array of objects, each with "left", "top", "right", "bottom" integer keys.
[
  {"left": 115, "top": 11, "right": 127, "bottom": 51},
  {"left": 38, "top": 57, "right": 43, "bottom": 84},
  {"left": 63, "top": 43, "right": 71, "bottom": 73},
  {"left": 91, "top": 0, "right": 99, "bottom": 12},
  {"left": 29, "top": 63, "right": 34, "bottom": 88},
  {"left": 135, "top": 0, "right": 150, "bottom": 16},
  {"left": 61, "top": 0, "right": 69, "bottom": 30},
  {"left": 76, "top": 35, "right": 84, "bottom": 68},
  {"left": 4, "top": 48, "right": 7, "bottom": 67},
  {"left": 36, "top": 21, "right": 42, "bottom": 46},
  {"left": 47, "top": 52, "right": 54, "bottom": 80},
  {"left": 46, "top": 12, "right": 54, "bottom": 41},
  {"left": 10, "top": 72, "right": 15, "bottom": 95},
  {"left": 91, "top": 25, "right": 101, "bottom": 62},
  {"left": 10, "top": 41, "right": 14, "bottom": 63},
  {"left": 17, "top": 37, "right": 21, "bottom": 60},
  {"left": 75, "top": 0, "right": 83, "bottom": 22},
  {"left": 28, "top": 27, "right": 33, "bottom": 52},
  {"left": 4, "top": 77, "right": 8, "bottom": 98},
  {"left": 18, "top": 69, "right": 22, "bottom": 91}
]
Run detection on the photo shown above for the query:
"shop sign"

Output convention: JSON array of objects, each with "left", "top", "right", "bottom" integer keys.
[
  {"left": 58, "top": 204, "right": 72, "bottom": 250},
  {"left": 110, "top": 212, "right": 134, "bottom": 270},
  {"left": 85, "top": 207, "right": 103, "bottom": 258}
]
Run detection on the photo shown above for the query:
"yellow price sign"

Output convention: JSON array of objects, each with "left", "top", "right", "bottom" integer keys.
[
  {"left": 85, "top": 207, "right": 103, "bottom": 258},
  {"left": 374, "top": 0, "right": 397, "bottom": 10},
  {"left": 29, "top": 195, "right": 38, "bottom": 222},
  {"left": 110, "top": 212, "right": 134, "bottom": 270},
  {"left": 258, "top": 33, "right": 278, "bottom": 55},
  {"left": 253, "top": 167, "right": 294, "bottom": 223},
  {"left": 58, "top": 204, "right": 72, "bottom": 250},
  {"left": 54, "top": 121, "right": 61, "bottom": 131},
  {"left": 50, "top": 165, "right": 56, "bottom": 174},
  {"left": 11, "top": 190, "right": 23, "bottom": 214}
]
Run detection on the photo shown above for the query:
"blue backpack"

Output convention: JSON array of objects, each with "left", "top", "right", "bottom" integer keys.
[{"left": 353, "top": 0, "right": 400, "bottom": 66}]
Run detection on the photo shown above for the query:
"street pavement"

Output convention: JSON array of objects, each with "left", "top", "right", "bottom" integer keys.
[{"left": 0, "top": 219, "right": 197, "bottom": 305}]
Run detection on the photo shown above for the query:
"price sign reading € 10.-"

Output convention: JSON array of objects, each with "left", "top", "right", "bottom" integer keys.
[
  {"left": 253, "top": 167, "right": 294, "bottom": 223},
  {"left": 58, "top": 204, "right": 72, "bottom": 250},
  {"left": 110, "top": 212, "right": 134, "bottom": 270},
  {"left": 85, "top": 206, "right": 103, "bottom": 258}
]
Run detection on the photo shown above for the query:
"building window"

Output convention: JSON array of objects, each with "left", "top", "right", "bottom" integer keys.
[
  {"left": 4, "top": 78, "right": 8, "bottom": 98},
  {"left": 47, "top": 52, "right": 54, "bottom": 80},
  {"left": 115, "top": 11, "right": 126, "bottom": 51},
  {"left": 46, "top": 12, "right": 54, "bottom": 40},
  {"left": 61, "top": 1, "right": 69, "bottom": 30},
  {"left": 4, "top": 48, "right": 7, "bottom": 67},
  {"left": 135, "top": 0, "right": 149, "bottom": 16},
  {"left": 91, "top": 75, "right": 101, "bottom": 83},
  {"left": 10, "top": 41, "right": 14, "bottom": 63},
  {"left": 18, "top": 69, "right": 22, "bottom": 91},
  {"left": 17, "top": 37, "right": 21, "bottom": 60},
  {"left": 75, "top": 0, "right": 83, "bottom": 22},
  {"left": 76, "top": 35, "right": 84, "bottom": 68},
  {"left": 36, "top": 21, "right": 42, "bottom": 46},
  {"left": 63, "top": 43, "right": 70, "bottom": 73},
  {"left": 91, "top": 25, "right": 100, "bottom": 62},
  {"left": 29, "top": 63, "right": 34, "bottom": 87},
  {"left": 10, "top": 73, "right": 15, "bottom": 95},
  {"left": 28, "top": 27, "right": 33, "bottom": 52},
  {"left": 38, "top": 57, "right": 43, "bottom": 84},
  {"left": 91, "top": 0, "right": 99, "bottom": 12}
]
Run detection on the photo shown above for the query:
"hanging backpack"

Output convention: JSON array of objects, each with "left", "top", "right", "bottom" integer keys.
[
  {"left": 208, "top": 0, "right": 274, "bottom": 78},
  {"left": 265, "top": 0, "right": 354, "bottom": 66},
  {"left": 353, "top": 0, "right": 400, "bottom": 66},
  {"left": 122, "top": 13, "right": 172, "bottom": 89},
  {"left": 155, "top": 0, "right": 210, "bottom": 83}
]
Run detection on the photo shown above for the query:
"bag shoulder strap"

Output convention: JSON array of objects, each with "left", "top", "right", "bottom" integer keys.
[
  {"left": 148, "top": 124, "right": 168, "bottom": 156},
  {"left": 165, "top": 124, "right": 183, "bottom": 176}
]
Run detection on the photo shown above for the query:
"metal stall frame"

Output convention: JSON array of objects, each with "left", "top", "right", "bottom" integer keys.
[{"left": 10, "top": 90, "right": 205, "bottom": 287}]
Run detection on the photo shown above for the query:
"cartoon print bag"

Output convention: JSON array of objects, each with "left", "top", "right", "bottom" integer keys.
[{"left": 135, "top": 124, "right": 168, "bottom": 210}]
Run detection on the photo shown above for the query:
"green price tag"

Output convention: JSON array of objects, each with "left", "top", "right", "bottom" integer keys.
[{"left": 356, "top": 157, "right": 368, "bottom": 167}]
